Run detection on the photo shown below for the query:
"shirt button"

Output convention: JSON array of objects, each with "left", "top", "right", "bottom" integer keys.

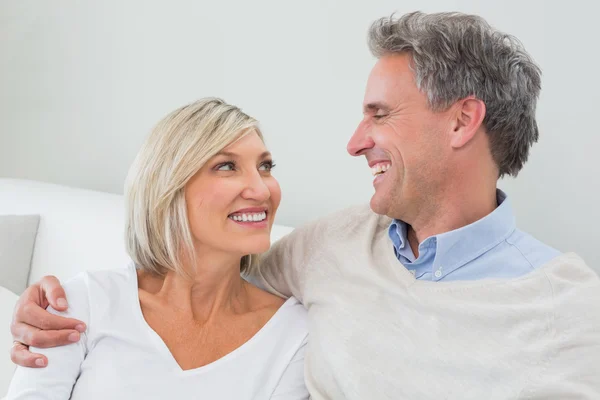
[{"left": 434, "top": 269, "right": 442, "bottom": 279}]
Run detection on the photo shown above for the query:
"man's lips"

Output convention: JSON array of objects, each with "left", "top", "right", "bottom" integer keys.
[
  {"left": 370, "top": 160, "right": 391, "bottom": 176},
  {"left": 367, "top": 159, "right": 391, "bottom": 168}
]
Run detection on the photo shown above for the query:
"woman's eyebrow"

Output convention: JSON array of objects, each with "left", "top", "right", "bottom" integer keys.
[{"left": 214, "top": 151, "right": 271, "bottom": 158}]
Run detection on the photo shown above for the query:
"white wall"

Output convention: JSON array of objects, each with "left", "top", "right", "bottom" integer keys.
[{"left": 1, "top": 0, "right": 598, "bottom": 270}]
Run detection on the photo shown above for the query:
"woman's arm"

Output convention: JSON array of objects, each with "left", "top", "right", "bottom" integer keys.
[{"left": 7, "top": 275, "right": 90, "bottom": 399}]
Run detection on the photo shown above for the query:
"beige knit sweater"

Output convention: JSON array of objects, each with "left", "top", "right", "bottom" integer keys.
[{"left": 248, "top": 204, "right": 600, "bottom": 399}]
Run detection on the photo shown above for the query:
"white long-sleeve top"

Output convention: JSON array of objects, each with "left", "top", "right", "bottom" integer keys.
[{"left": 7, "top": 264, "right": 309, "bottom": 400}]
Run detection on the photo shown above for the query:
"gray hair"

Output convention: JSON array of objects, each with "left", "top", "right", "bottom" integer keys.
[{"left": 368, "top": 11, "right": 542, "bottom": 177}]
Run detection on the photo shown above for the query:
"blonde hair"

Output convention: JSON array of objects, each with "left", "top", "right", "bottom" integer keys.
[{"left": 125, "top": 97, "right": 263, "bottom": 277}]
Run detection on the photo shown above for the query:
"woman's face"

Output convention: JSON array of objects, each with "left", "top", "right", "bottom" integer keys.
[{"left": 185, "top": 131, "right": 281, "bottom": 260}]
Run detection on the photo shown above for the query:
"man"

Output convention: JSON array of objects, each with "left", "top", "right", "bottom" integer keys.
[{"left": 10, "top": 11, "right": 600, "bottom": 399}]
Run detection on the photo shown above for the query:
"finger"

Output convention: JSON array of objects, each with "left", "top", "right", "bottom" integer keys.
[
  {"left": 16, "top": 301, "right": 85, "bottom": 331},
  {"left": 10, "top": 342, "right": 48, "bottom": 368},
  {"left": 39, "top": 275, "right": 68, "bottom": 311},
  {"left": 11, "top": 321, "right": 82, "bottom": 348}
]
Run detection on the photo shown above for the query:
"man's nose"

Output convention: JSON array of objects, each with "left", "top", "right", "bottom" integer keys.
[{"left": 347, "top": 120, "right": 375, "bottom": 156}]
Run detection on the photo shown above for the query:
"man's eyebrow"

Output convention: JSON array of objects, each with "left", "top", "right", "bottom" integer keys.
[{"left": 363, "top": 102, "right": 391, "bottom": 113}]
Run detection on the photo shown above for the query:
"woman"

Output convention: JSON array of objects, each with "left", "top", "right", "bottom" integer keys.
[{"left": 7, "top": 98, "right": 309, "bottom": 399}]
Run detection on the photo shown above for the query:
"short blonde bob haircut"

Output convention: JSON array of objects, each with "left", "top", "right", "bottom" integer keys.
[{"left": 124, "top": 97, "right": 263, "bottom": 277}]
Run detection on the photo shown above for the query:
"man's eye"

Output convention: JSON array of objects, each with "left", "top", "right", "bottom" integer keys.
[
  {"left": 373, "top": 114, "right": 387, "bottom": 120},
  {"left": 259, "top": 161, "right": 276, "bottom": 172},
  {"left": 216, "top": 162, "right": 236, "bottom": 171}
]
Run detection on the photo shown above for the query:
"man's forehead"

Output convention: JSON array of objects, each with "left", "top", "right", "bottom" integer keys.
[
  {"left": 363, "top": 73, "right": 400, "bottom": 112},
  {"left": 363, "top": 55, "right": 418, "bottom": 109}
]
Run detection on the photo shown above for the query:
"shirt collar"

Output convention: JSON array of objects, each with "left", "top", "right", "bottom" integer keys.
[{"left": 388, "top": 189, "right": 516, "bottom": 277}]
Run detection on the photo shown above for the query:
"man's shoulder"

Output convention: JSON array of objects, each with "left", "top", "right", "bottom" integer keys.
[
  {"left": 539, "top": 253, "right": 600, "bottom": 315},
  {"left": 507, "top": 229, "right": 562, "bottom": 270},
  {"left": 294, "top": 203, "right": 389, "bottom": 238},
  {"left": 539, "top": 253, "right": 598, "bottom": 284}
]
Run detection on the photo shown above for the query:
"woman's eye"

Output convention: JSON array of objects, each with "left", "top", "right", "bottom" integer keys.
[
  {"left": 216, "top": 162, "right": 236, "bottom": 171},
  {"left": 259, "top": 161, "right": 275, "bottom": 172}
]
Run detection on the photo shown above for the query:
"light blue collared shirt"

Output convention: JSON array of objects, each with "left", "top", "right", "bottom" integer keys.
[{"left": 388, "top": 190, "right": 561, "bottom": 281}]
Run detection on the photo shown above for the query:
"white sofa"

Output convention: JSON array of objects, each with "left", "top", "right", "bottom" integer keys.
[{"left": 0, "top": 178, "right": 294, "bottom": 397}]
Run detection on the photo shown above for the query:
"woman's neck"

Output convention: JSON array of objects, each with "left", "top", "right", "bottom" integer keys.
[{"left": 138, "top": 252, "right": 250, "bottom": 323}]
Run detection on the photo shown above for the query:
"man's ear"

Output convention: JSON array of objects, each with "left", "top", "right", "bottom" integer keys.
[{"left": 450, "top": 96, "right": 486, "bottom": 148}]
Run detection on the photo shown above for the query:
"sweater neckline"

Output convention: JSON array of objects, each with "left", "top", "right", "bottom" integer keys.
[{"left": 376, "top": 230, "right": 578, "bottom": 292}]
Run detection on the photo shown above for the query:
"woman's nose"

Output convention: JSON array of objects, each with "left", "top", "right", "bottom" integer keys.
[{"left": 241, "top": 171, "right": 270, "bottom": 202}]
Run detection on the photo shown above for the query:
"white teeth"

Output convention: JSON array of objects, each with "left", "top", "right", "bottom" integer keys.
[
  {"left": 371, "top": 163, "right": 391, "bottom": 176},
  {"left": 229, "top": 212, "right": 267, "bottom": 222}
]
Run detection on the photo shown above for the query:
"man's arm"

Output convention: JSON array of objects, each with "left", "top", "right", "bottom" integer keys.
[
  {"left": 10, "top": 276, "right": 86, "bottom": 368},
  {"left": 7, "top": 275, "right": 89, "bottom": 399},
  {"left": 245, "top": 217, "right": 329, "bottom": 304},
  {"left": 521, "top": 310, "right": 600, "bottom": 398},
  {"left": 521, "top": 260, "right": 600, "bottom": 399}
]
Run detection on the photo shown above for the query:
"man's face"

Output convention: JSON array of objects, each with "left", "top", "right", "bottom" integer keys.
[{"left": 347, "top": 53, "right": 455, "bottom": 221}]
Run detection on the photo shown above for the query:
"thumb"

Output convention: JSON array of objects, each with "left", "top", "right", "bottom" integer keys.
[{"left": 39, "top": 275, "right": 68, "bottom": 311}]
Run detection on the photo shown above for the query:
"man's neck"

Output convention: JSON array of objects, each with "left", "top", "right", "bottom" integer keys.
[{"left": 407, "top": 187, "right": 498, "bottom": 258}]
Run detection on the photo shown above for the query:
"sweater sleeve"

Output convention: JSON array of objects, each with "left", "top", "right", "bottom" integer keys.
[
  {"left": 522, "top": 258, "right": 600, "bottom": 399},
  {"left": 6, "top": 274, "right": 90, "bottom": 400},
  {"left": 244, "top": 217, "right": 329, "bottom": 304}
]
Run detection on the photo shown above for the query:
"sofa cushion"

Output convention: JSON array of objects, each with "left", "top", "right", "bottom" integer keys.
[
  {"left": 0, "top": 214, "right": 40, "bottom": 294},
  {"left": 0, "top": 285, "right": 18, "bottom": 398},
  {"left": 0, "top": 179, "right": 131, "bottom": 284}
]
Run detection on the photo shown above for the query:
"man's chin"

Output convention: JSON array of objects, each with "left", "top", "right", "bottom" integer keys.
[{"left": 369, "top": 193, "right": 389, "bottom": 216}]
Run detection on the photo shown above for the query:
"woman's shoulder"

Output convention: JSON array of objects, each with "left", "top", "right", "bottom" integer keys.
[
  {"left": 245, "top": 283, "right": 308, "bottom": 337},
  {"left": 54, "top": 263, "right": 137, "bottom": 320},
  {"left": 252, "top": 295, "right": 308, "bottom": 375},
  {"left": 274, "top": 296, "right": 307, "bottom": 323},
  {"left": 272, "top": 296, "right": 308, "bottom": 339},
  {"left": 62, "top": 263, "right": 136, "bottom": 296}
]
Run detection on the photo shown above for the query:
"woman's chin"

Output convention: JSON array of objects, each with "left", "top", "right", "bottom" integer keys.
[{"left": 236, "top": 238, "right": 271, "bottom": 256}]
